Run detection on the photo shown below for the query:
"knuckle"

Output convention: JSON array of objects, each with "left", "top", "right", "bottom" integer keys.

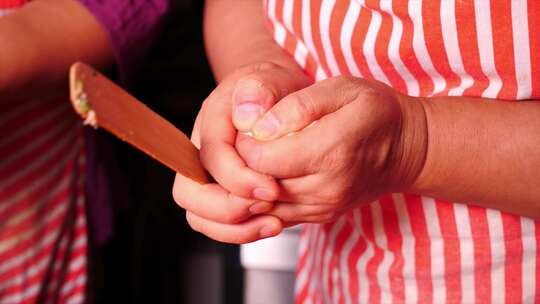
[
  {"left": 320, "top": 140, "right": 355, "bottom": 171},
  {"left": 312, "top": 207, "right": 340, "bottom": 223},
  {"left": 202, "top": 87, "right": 226, "bottom": 108},
  {"left": 229, "top": 234, "right": 250, "bottom": 244},
  {"left": 323, "top": 186, "right": 349, "bottom": 206},
  {"left": 321, "top": 148, "right": 340, "bottom": 169},
  {"left": 221, "top": 210, "right": 245, "bottom": 225},
  {"left": 172, "top": 185, "right": 181, "bottom": 203},
  {"left": 330, "top": 75, "right": 360, "bottom": 91},
  {"left": 241, "top": 144, "right": 266, "bottom": 173},
  {"left": 235, "top": 62, "right": 281, "bottom": 76},
  {"left": 320, "top": 213, "right": 336, "bottom": 223},
  {"left": 236, "top": 74, "right": 264, "bottom": 88},
  {"left": 198, "top": 141, "right": 220, "bottom": 169},
  {"left": 328, "top": 75, "right": 366, "bottom": 103},
  {"left": 235, "top": 76, "right": 278, "bottom": 103},
  {"left": 185, "top": 212, "right": 200, "bottom": 233},
  {"left": 222, "top": 213, "right": 242, "bottom": 225},
  {"left": 275, "top": 208, "right": 297, "bottom": 223},
  {"left": 223, "top": 229, "right": 254, "bottom": 244},
  {"left": 223, "top": 194, "right": 250, "bottom": 224},
  {"left": 319, "top": 148, "right": 346, "bottom": 175},
  {"left": 308, "top": 212, "right": 334, "bottom": 224},
  {"left": 333, "top": 75, "right": 356, "bottom": 84},
  {"left": 342, "top": 75, "right": 367, "bottom": 88},
  {"left": 200, "top": 96, "right": 212, "bottom": 110},
  {"left": 254, "top": 62, "right": 281, "bottom": 72},
  {"left": 172, "top": 183, "right": 187, "bottom": 206},
  {"left": 198, "top": 145, "right": 210, "bottom": 168},
  {"left": 289, "top": 91, "right": 316, "bottom": 123}
]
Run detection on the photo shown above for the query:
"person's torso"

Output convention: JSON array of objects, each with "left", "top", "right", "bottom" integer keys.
[
  {"left": 264, "top": 0, "right": 540, "bottom": 302},
  {"left": 0, "top": 1, "right": 88, "bottom": 302}
]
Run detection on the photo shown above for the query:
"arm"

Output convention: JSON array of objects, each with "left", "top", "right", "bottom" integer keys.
[
  {"left": 409, "top": 96, "right": 540, "bottom": 218},
  {"left": 205, "top": 1, "right": 540, "bottom": 219},
  {"left": 0, "top": 0, "right": 113, "bottom": 103},
  {"left": 203, "top": 0, "right": 304, "bottom": 81},
  {"left": 232, "top": 77, "right": 540, "bottom": 228}
]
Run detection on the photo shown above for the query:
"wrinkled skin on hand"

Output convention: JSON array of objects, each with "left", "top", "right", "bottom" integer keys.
[
  {"left": 235, "top": 76, "right": 424, "bottom": 226},
  {"left": 173, "top": 66, "right": 426, "bottom": 243},
  {"left": 172, "top": 62, "right": 312, "bottom": 244}
]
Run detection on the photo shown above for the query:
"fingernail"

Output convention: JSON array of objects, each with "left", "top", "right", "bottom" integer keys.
[
  {"left": 234, "top": 103, "right": 264, "bottom": 127},
  {"left": 249, "top": 202, "right": 272, "bottom": 215},
  {"left": 259, "top": 225, "right": 278, "bottom": 238},
  {"left": 253, "top": 187, "right": 275, "bottom": 201},
  {"left": 234, "top": 79, "right": 267, "bottom": 102},
  {"left": 253, "top": 114, "right": 280, "bottom": 139}
]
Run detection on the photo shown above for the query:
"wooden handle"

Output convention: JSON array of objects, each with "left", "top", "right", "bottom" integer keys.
[{"left": 69, "top": 62, "right": 210, "bottom": 184}]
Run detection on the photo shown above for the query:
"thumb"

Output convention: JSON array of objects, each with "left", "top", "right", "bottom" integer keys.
[
  {"left": 251, "top": 76, "right": 361, "bottom": 141},
  {"left": 232, "top": 63, "right": 311, "bottom": 132}
]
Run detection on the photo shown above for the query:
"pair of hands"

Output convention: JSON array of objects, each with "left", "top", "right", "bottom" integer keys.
[{"left": 172, "top": 62, "right": 426, "bottom": 244}]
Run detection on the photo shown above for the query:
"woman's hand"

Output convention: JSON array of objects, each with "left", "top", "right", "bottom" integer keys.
[
  {"left": 172, "top": 62, "right": 312, "bottom": 243},
  {"left": 235, "top": 76, "right": 428, "bottom": 225}
]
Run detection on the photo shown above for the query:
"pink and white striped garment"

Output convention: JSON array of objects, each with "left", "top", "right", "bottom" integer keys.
[
  {"left": 0, "top": 1, "right": 88, "bottom": 303},
  {"left": 263, "top": 0, "right": 540, "bottom": 303}
]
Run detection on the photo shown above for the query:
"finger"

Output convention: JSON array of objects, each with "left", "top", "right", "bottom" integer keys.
[
  {"left": 200, "top": 141, "right": 280, "bottom": 200},
  {"left": 235, "top": 113, "right": 342, "bottom": 178},
  {"left": 277, "top": 174, "right": 326, "bottom": 203},
  {"left": 173, "top": 173, "right": 274, "bottom": 224},
  {"left": 251, "top": 76, "right": 361, "bottom": 141},
  {"left": 186, "top": 211, "right": 283, "bottom": 244},
  {"left": 200, "top": 89, "right": 280, "bottom": 201},
  {"left": 232, "top": 63, "right": 311, "bottom": 132},
  {"left": 235, "top": 132, "right": 316, "bottom": 178},
  {"left": 237, "top": 81, "right": 377, "bottom": 179},
  {"left": 283, "top": 222, "right": 303, "bottom": 228},
  {"left": 266, "top": 201, "right": 342, "bottom": 224}
]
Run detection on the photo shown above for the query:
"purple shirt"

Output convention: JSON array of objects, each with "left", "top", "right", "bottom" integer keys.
[
  {"left": 78, "top": 0, "right": 170, "bottom": 245},
  {"left": 79, "top": 0, "right": 170, "bottom": 83}
]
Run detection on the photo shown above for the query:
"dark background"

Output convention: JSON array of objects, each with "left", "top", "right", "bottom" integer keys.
[{"left": 92, "top": 1, "right": 244, "bottom": 303}]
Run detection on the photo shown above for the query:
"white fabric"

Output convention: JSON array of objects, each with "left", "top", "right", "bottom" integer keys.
[
  {"left": 0, "top": 8, "right": 14, "bottom": 17},
  {"left": 241, "top": 226, "right": 301, "bottom": 271}
]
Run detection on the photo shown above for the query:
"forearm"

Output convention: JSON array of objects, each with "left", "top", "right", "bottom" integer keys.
[
  {"left": 407, "top": 96, "right": 540, "bottom": 218},
  {"left": 0, "top": 0, "right": 113, "bottom": 102},
  {"left": 204, "top": 0, "right": 301, "bottom": 81}
]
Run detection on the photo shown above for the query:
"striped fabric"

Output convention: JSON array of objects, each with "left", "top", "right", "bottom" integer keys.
[
  {"left": 0, "top": 0, "right": 25, "bottom": 9},
  {"left": 0, "top": 2, "right": 88, "bottom": 303},
  {"left": 263, "top": 0, "right": 540, "bottom": 303}
]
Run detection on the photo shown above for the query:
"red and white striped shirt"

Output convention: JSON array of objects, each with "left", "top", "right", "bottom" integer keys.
[
  {"left": 263, "top": 0, "right": 540, "bottom": 302},
  {"left": 0, "top": 1, "right": 88, "bottom": 303}
]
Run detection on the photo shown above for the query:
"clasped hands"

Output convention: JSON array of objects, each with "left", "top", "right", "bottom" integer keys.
[{"left": 173, "top": 62, "right": 427, "bottom": 244}]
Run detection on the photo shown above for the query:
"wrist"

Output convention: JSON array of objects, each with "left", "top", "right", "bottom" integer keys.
[{"left": 390, "top": 94, "right": 429, "bottom": 193}]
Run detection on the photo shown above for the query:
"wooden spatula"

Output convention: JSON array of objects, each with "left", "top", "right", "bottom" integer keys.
[{"left": 69, "top": 62, "right": 209, "bottom": 184}]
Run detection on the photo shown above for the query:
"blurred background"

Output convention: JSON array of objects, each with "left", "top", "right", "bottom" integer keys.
[{"left": 91, "top": 1, "right": 244, "bottom": 303}]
